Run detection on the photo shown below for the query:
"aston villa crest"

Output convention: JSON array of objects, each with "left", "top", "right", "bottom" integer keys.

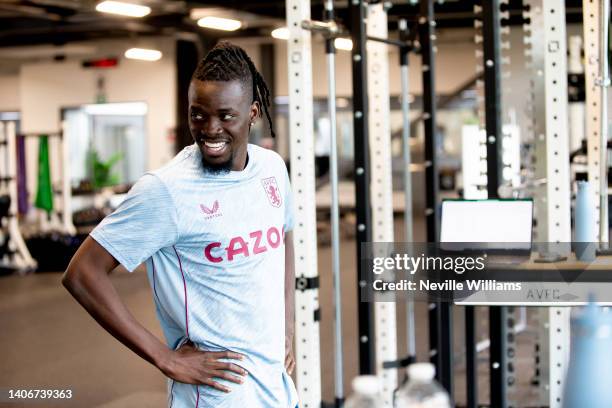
[{"left": 261, "top": 177, "right": 282, "bottom": 208}]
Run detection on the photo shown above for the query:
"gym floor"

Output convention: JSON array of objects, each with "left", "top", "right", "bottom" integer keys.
[{"left": 0, "top": 217, "right": 540, "bottom": 407}]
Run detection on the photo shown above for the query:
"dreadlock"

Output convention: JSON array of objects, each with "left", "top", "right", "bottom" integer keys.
[{"left": 192, "top": 41, "right": 275, "bottom": 138}]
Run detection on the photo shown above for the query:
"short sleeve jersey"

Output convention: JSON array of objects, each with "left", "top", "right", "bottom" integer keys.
[{"left": 90, "top": 143, "right": 298, "bottom": 408}]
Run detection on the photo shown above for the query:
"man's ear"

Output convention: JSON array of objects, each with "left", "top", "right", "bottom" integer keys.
[{"left": 249, "top": 101, "right": 261, "bottom": 123}]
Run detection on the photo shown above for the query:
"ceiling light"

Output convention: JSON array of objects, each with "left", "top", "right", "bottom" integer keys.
[
  {"left": 0, "top": 112, "right": 19, "bottom": 121},
  {"left": 197, "top": 16, "right": 242, "bottom": 31},
  {"left": 271, "top": 27, "right": 289, "bottom": 40},
  {"left": 124, "top": 48, "right": 162, "bottom": 61},
  {"left": 84, "top": 102, "right": 148, "bottom": 116},
  {"left": 334, "top": 38, "right": 353, "bottom": 51},
  {"left": 270, "top": 26, "right": 352, "bottom": 51},
  {"left": 96, "top": 1, "right": 151, "bottom": 17},
  {"left": 336, "top": 97, "right": 350, "bottom": 108}
]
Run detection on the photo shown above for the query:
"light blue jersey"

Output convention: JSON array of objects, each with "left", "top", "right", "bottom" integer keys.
[{"left": 91, "top": 143, "right": 298, "bottom": 408}]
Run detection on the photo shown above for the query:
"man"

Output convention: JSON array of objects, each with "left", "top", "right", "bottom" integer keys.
[{"left": 62, "top": 41, "right": 298, "bottom": 408}]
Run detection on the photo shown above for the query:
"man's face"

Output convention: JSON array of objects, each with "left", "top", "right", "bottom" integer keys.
[{"left": 188, "top": 79, "right": 259, "bottom": 173}]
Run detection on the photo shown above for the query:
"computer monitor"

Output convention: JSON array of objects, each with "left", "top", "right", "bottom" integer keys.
[{"left": 440, "top": 199, "right": 533, "bottom": 251}]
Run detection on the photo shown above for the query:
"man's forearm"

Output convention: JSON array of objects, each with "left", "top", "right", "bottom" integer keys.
[
  {"left": 62, "top": 238, "right": 171, "bottom": 372},
  {"left": 64, "top": 268, "right": 170, "bottom": 369},
  {"left": 285, "top": 232, "right": 295, "bottom": 341},
  {"left": 285, "top": 287, "right": 295, "bottom": 341}
]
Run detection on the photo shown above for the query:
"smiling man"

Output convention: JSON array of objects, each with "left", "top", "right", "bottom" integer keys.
[{"left": 62, "top": 42, "right": 298, "bottom": 408}]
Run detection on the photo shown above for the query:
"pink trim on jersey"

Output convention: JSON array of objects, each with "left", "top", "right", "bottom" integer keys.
[
  {"left": 151, "top": 259, "right": 160, "bottom": 302},
  {"left": 172, "top": 247, "right": 199, "bottom": 407},
  {"left": 169, "top": 381, "right": 175, "bottom": 407},
  {"left": 172, "top": 246, "right": 190, "bottom": 338}
]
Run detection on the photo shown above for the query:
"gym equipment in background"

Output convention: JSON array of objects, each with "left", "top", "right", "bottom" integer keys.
[
  {"left": 20, "top": 127, "right": 78, "bottom": 273},
  {"left": 0, "top": 120, "right": 37, "bottom": 274},
  {"left": 16, "top": 134, "right": 28, "bottom": 215},
  {"left": 25, "top": 232, "right": 85, "bottom": 272},
  {"left": 287, "top": 0, "right": 604, "bottom": 406}
]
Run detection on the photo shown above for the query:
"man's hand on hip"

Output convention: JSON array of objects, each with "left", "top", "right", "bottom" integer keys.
[
  {"left": 159, "top": 340, "right": 248, "bottom": 392},
  {"left": 285, "top": 336, "right": 295, "bottom": 375}
]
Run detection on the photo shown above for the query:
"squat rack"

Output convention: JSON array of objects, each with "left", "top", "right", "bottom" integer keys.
[
  {"left": 289, "top": 0, "right": 426, "bottom": 405},
  {"left": 287, "top": 0, "right": 610, "bottom": 407}
]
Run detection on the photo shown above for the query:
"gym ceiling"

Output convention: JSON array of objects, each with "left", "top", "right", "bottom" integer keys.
[{"left": 0, "top": 0, "right": 585, "bottom": 49}]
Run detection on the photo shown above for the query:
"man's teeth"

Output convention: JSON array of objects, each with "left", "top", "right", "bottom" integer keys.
[{"left": 204, "top": 141, "right": 227, "bottom": 150}]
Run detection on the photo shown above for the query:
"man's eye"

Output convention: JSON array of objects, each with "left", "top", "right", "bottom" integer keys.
[
  {"left": 222, "top": 114, "right": 234, "bottom": 121},
  {"left": 191, "top": 112, "right": 203, "bottom": 120}
]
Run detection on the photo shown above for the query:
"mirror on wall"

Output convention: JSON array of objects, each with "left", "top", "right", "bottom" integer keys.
[{"left": 63, "top": 102, "right": 147, "bottom": 191}]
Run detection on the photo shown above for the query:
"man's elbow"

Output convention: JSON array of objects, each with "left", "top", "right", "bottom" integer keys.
[
  {"left": 62, "top": 263, "right": 82, "bottom": 292},
  {"left": 62, "top": 256, "right": 92, "bottom": 293}
]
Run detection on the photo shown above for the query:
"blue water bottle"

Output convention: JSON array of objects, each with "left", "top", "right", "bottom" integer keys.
[
  {"left": 563, "top": 301, "right": 612, "bottom": 408},
  {"left": 574, "top": 181, "right": 596, "bottom": 261}
]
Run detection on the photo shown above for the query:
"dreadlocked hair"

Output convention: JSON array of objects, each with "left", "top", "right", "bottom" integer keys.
[{"left": 192, "top": 41, "right": 275, "bottom": 138}]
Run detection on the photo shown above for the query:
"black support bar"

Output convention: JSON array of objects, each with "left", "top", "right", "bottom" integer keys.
[
  {"left": 481, "top": 0, "right": 507, "bottom": 406},
  {"left": 349, "top": 0, "right": 376, "bottom": 375},
  {"left": 419, "top": 0, "right": 452, "bottom": 396},
  {"left": 489, "top": 307, "right": 507, "bottom": 407},
  {"left": 465, "top": 306, "right": 478, "bottom": 408},
  {"left": 483, "top": 1, "right": 503, "bottom": 195},
  {"left": 367, "top": 35, "right": 410, "bottom": 48},
  {"left": 419, "top": 4, "right": 439, "bottom": 242}
]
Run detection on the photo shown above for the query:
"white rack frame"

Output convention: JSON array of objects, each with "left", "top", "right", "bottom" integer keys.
[
  {"left": 584, "top": 0, "right": 603, "bottom": 239},
  {"left": 526, "top": 1, "right": 572, "bottom": 407},
  {"left": 286, "top": 0, "right": 323, "bottom": 405},
  {"left": 367, "top": 4, "right": 398, "bottom": 406}
]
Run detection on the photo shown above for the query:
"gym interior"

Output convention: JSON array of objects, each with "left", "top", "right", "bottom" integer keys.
[{"left": 1, "top": 0, "right": 611, "bottom": 407}]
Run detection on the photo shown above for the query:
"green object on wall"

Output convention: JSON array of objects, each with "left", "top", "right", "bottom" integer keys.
[{"left": 34, "top": 135, "right": 54, "bottom": 213}]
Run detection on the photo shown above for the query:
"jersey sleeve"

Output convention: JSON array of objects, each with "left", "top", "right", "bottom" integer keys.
[
  {"left": 90, "top": 174, "right": 179, "bottom": 272},
  {"left": 282, "top": 162, "right": 295, "bottom": 232}
]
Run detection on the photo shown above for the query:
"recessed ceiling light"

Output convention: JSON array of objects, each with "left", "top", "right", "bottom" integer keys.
[
  {"left": 271, "top": 27, "right": 290, "bottom": 40},
  {"left": 124, "top": 48, "right": 162, "bottom": 61},
  {"left": 96, "top": 1, "right": 151, "bottom": 18},
  {"left": 84, "top": 102, "right": 148, "bottom": 115},
  {"left": 334, "top": 38, "right": 353, "bottom": 51},
  {"left": 336, "top": 97, "right": 350, "bottom": 108},
  {"left": 197, "top": 16, "right": 242, "bottom": 31},
  {"left": 270, "top": 27, "right": 353, "bottom": 51}
]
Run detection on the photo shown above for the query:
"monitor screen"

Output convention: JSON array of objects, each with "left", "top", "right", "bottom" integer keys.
[{"left": 440, "top": 200, "right": 533, "bottom": 246}]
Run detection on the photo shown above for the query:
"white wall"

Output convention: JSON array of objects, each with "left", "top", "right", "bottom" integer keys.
[
  {"left": 19, "top": 37, "right": 176, "bottom": 171},
  {"left": 0, "top": 74, "right": 20, "bottom": 111}
]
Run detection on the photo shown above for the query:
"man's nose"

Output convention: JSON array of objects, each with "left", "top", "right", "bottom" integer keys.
[{"left": 204, "top": 118, "right": 223, "bottom": 135}]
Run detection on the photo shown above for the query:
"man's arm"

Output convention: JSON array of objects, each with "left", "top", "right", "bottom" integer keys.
[
  {"left": 62, "top": 237, "right": 247, "bottom": 391},
  {"left": 284, "top": 231, "right": 296, "bottom": 375}
]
